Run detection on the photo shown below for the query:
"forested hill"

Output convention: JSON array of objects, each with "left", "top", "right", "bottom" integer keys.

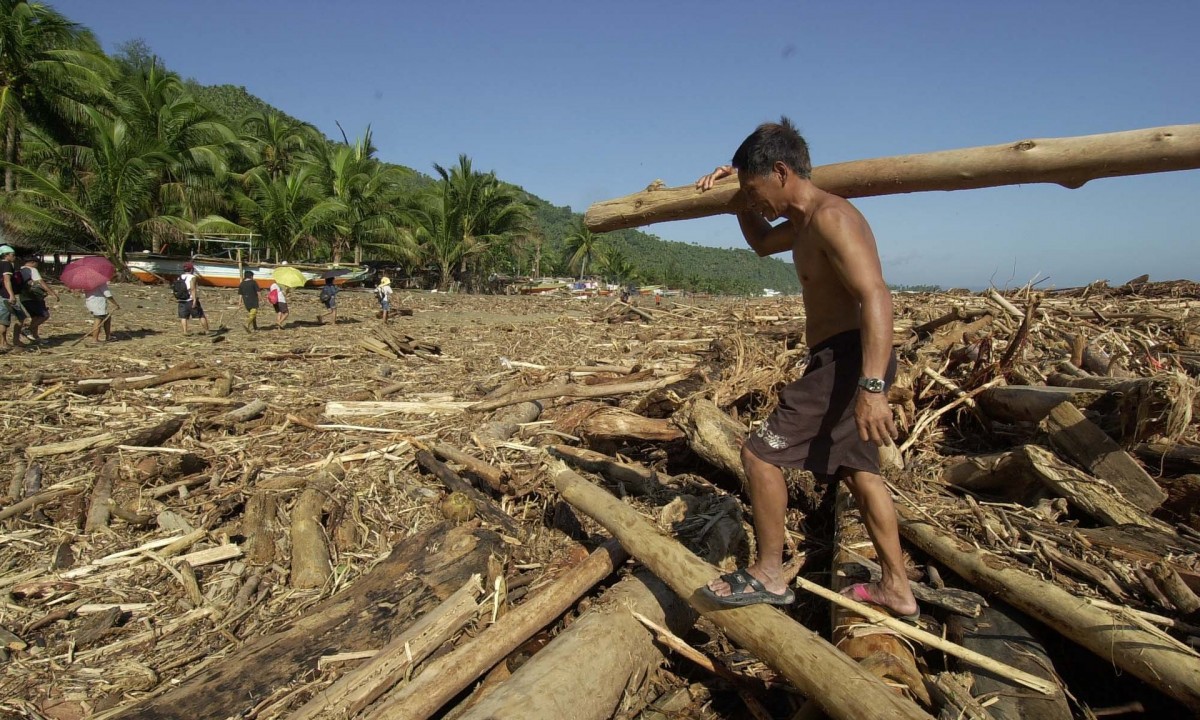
[{"left": 189, "top": 83, "right": 801, "bottom": 294}]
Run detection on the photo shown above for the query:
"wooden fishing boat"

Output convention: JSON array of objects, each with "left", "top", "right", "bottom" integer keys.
[{"left": 126, "top": 253, "right": 371, "bottom": 289}]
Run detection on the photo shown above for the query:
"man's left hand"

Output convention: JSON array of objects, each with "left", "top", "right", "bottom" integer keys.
[{"left": 855, "top": 391, "right": 897, "bottom": 446}]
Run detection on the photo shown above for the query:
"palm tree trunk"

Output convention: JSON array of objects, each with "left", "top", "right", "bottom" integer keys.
[{"left": 5, "top": 117, "right": 17, "bottom": 192}]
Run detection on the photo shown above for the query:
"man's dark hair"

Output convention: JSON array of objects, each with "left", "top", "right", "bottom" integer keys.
[{"left": 731, "top": 116, "right": 811, "bottom": 179}]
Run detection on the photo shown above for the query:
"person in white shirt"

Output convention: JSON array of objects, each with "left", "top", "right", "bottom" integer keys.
[
  {"left": 85, "top": 281, "right": 119, "bottom": 343},
  {"left": 375, "top": 276, "right": 393, "bottom": 322},
  {"left": 268, "top": 281, "right": 289, "bottom": 328},
  {"left": 178, "top": 261, "right": 210, "bottom": 335},
  {"left": 20, "top": 257, "right": 59, "bottom": 342}
]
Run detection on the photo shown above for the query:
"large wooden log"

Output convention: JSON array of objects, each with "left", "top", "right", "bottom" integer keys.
[
  {"left": 551, "top": 462, "right": 931, "bottom": 720},
  {"left": 897, "top": 509, "right": 1200, "bottom": 712},
  {"left": 365, "top": 540, "right": 630, "bottom": 720},
  {"left": 1038, "top": 401, "right": 1166, "bottom": 511},
  {"left": 112, "top": 524, "right": 500, "bottom": 720},
  {"left": 584, "top": 124, "right": 1200, "bottom": 232},
  {"left": 672, "top": 397, "right": 748, "bottom": 483},
  {"left": 289, "top": 462, "right": 344, "bottom": 589},
  {"left": 976, "top": 385, "right": 1111, "bottom": 424},
  {"left": 830, "top": 484, "right": 927, "bottom": 703},
  {"left": 1021, "top": 445, "right": 1172, "bottom": 531}
]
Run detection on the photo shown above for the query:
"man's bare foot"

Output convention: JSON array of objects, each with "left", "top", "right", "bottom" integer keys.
[{"left": 840, "top": 581, "right": 919, "bottom": 618}]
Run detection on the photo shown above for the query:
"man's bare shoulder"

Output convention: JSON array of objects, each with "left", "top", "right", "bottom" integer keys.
[{"left": 808, "top": 196, "right": 869, "bottom": 241}]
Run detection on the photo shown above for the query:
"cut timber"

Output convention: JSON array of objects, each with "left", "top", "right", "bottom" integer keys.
[
  {"left": 290, "top": 575, "right": 483, "bottom": 720},
  {"left": 947, "top": 601, "right": 1072, "bottom": 720},
  {"left": 830, "top": 484, "right": 927, "bottom": 703},
  {"left": 289, "top": 462, "right": 344, "bottom": 589},
  {"left": 364, "top": 540, "right": 630, "bottom": 720},
  {"left": 1136, "top": 442, "right": 1200, "bottom": 477},
  {"left": 209, "top": 399, "right": 267, "bottom": 427},
  {"left": 577, "top": 406, "right": 684, "bottom": 443},
  {"left": 672, "top": 397, "right": 748, "bottom": 483},
  {"left": 1022, "top": 445, "right": 1172, "bottom": 531},
  {"left": 109, "top": 523, "right": 500, "bottom": 720},
  {"left": 1038, "top": 401, "right": 1165, "bottom": 511},
  {"left": 584, "top": 124, "right": 1200, "bottom": 232},
  {"left": 468, "top": 373, "right": 687, "bottom": 413},
  {"left": 1046, "top": 372, "right": 1186, "bottom": 443},
  {"left": 897, "top": 509, "right": 1200, "bottom": 712},
  {"left": 551, "top": 462, "right": 931, "bottom": 720},
  {"left": 977, "top": 385, "right": 1111, "bottom": 424}
]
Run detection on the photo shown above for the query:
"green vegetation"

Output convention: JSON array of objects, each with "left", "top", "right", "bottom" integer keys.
[{"left": 0, "top": 3, "right": 806, "bottom": 294}]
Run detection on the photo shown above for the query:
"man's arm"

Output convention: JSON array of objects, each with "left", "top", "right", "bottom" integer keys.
[
  {"left": 695, "top": 166, "right": 795, "bottom": 257},
  {"left": 189, "top": 276, "right": 199, "bottom": 306},
  {"left": 816, "top": 206, "right": 897, "bottom": 445},
  {"left": 2, "top": 273, "right": 13, "bottom": 300}
]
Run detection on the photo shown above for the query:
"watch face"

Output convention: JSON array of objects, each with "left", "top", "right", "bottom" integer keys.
[{"left": 860, "top": 378, "right": 885, "bottom": 392}]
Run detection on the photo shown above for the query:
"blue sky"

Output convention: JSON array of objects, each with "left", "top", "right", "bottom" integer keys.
[{"left": 52, "top": 1, "right": 1200, "bottom": 289}]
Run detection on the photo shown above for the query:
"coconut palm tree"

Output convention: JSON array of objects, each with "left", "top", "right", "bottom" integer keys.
[
  {"left": 564, "top": 217, "right": 603, "bottom": 279},
  {"left": 600, "top": 246, "right": 639, "bottom": 285},
  {"left": 0, "top": 0, "right": 112, "bottom": 190},
  {"left": 233, "top": 167, "right": 340, "bottom": 260},
  {"left": 1, "top": 106, "right": 235, "bottom": 263},
  {"left": 240, "top": 110, "right": 315, "bottom": 180}
]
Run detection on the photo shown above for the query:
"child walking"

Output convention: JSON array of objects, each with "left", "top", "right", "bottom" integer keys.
[
  {"left": 319, "top": 276, "right": 339, "bottom": 324},
  {"left": 85, "top": 281, "right": 119, "bottom": 343},
  {"left": 375, "top": 276, "right": 392, "bottom": 322},
  {"left": 267, "top": 281, "right": 289, "bottom": 328}
]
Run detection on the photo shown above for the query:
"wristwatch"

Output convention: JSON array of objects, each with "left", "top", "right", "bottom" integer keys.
[{"left": 858, "top": 377, "right": 886, "bottom": 393}]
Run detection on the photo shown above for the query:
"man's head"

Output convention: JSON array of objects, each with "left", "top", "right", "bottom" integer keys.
[
  {"left": 23, "top": 256, "right": 38, "bottom": 267},
  {"left": 0, "top": 245, "right": 14, "bottom": 261},
  {"left": 244, "top": 270, "right": 254, "bottom": 279},
  {"left": 731, "top": 117, "right": 811, "bottom": 220}
]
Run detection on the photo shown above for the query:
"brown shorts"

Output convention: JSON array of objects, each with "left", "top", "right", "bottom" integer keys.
[{"left": 744, "top": 329, "right": 897, "bottom": 477}]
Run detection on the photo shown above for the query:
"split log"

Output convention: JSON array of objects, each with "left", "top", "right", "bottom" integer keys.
[
  {"left": 364, "top": 540, "right": 630, "bottom": 720},
  {"left": 552, "top": 462, "right": 931, "bottom": 720},
  {"left": 414, "top": 450, "right": 519, "bottom": 534},
  {"left": 578, "top": 407, "right": 683, "bottom": 443},
  {"left": 242, "top": 493, "right": 277, "bottom": 566},
  {"left": 897, "top": 509, "right": 1200, "bottom": 712},
  {"left": 830, "top": 484, "right": 927, "bottom": 703},
  {"left": 290, "top": 575, "right": 483, "bottom": 720},
  {"left": 946, "top": 602, "right": 1073, "bottom": 720},
  {"left": 110, "top": 523, "right": 500, "bottom": 720},
  {"left": 1046, "top": 373, "right": 1187, "bottom": 442},
  {"left": 1149, "top": 562, "right": 1200, "bottom": 616},
  {"left": 468, "top": 373, "right": 688, "bottom": 413},
  {"left": 584, "top": 124, "right": 1200, "bottom": 232},
  {"left": 672, "top": 397, "right": 748, "bottom": 483},
  {"left": 1038, "top": 401, "right": 1166, "bottom": 511},
  {"left": 289, "top": 463, "right": 344, "bottom": 589},
  {"left": 1022, "top": 445, "right": 1172, "bottom": 531},
  {"left": 976, "top": 385, "right": 1111, "bottom": 424}
]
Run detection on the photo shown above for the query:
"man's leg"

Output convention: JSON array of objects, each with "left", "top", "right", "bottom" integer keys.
[
  {"left": 707, "top": 444, "right": 790, "bottom": 597},
  {"left": 840, "top": 469, "right": 917, "bottom": 616},
  {"left": 0, "top": 321, "right": 9, "bottom": 348}
]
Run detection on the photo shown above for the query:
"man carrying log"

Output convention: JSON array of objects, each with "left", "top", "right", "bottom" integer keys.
[{"left": 695, "top": 118, "right": 916, "bottom": 619}]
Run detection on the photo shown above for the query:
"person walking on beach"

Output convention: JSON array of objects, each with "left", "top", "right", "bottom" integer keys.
[
  {"left": 694, "top": 118, "right": 916, "bottom": 620},
  {"left": 0, "top": 244, "right": 28, "bottom": 350},
  {"left": 19, "top": 256, "right": 60, "bottom": 343},
  {"left": 375, "top": 276, "right": 393, "bottom": 322},
  {"left": 85, "top": 280, "right": 119, "bottom": 343},
  {"left": 178, "top": 262, "right": 210, "bottom": 335},
  {"left": 318, "top": 276, "right": 339, "bottom": 324},
  {"left": 238, "top": 270, "right": 260, "bottom": 332},
  {"left": 267, "top": 281, "right": 289, "bottom": 328}
]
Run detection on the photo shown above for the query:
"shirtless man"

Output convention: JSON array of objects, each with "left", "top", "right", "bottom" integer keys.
[{"left": 694, "top": 118, "right": 917, "bottom": 619}]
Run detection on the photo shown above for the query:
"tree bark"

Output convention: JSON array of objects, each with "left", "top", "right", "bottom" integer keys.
[
  {"left": 552, "top": 462, "right": 932, "bottom": 720},
  {"left": 111, "top": 523, "right": 501, "bottom": 720},
  {"left": 672, "top": 397, "right": 748, "bottom": 484},
  {"left": 584, "top": 124, "right": 1200, "bottom": 232},
  {"left": 897, "top": 509, "right": 1200, "bottom": 712}
]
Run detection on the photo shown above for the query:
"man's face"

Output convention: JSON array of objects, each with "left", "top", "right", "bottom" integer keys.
[{"left": 737, "top": 166, "right": 786, "bottom": 221}]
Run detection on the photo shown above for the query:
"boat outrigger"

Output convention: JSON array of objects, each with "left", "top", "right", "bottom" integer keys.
[{"left": 124, "top": 235, "right": 372, "bottom": 289}]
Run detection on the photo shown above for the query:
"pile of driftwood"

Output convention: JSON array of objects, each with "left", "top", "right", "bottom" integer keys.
[{"left": 1, "top": 283, "right": 1199, "bottom": 720}]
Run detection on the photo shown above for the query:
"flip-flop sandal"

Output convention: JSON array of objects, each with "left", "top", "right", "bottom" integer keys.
[
  {"left": 843, "top": 582, "right": 921, "bottom": 622},
  {"left": 699, "top": 569, "right": 796, "bottom": 608}
]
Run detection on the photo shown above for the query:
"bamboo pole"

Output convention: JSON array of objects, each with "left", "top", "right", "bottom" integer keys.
[
  {"left": 897, "top": 508, "right": 1200, "bottom": 712},
  {"left": 584, "top": 124, "right": 1200, "bottom": 232},
  {"left": 550, "top": 461, "right": 932, "bottom": 720}
]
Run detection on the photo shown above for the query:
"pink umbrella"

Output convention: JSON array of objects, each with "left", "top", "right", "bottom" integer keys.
[{"left": 61, "top": 256, "right": 115, "bottom": 292}]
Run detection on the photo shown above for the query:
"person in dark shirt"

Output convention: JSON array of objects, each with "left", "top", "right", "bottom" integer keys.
[
  {"left": 238, "top": 270, "right": 260, "bottom": 333},
  {"left": 0, "top": 244, "right": 27, "bottom": 350}
]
